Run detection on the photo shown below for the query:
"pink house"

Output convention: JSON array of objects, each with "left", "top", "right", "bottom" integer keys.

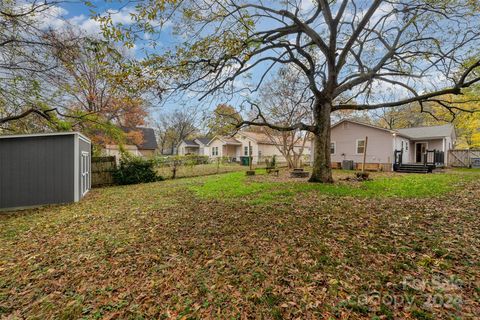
[{"left": 312, "top": 120, "right": 456, "bottom": 172}]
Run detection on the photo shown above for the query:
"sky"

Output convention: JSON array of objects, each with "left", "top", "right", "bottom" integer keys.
[
  {"left": 43, "top": 0, "right": 251, "bottom": 124},
  {"left": 40, "top": 0, "right": 477, "bottom": 127}
]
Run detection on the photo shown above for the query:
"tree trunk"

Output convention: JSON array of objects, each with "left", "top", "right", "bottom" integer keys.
[{"left": 309, "top": 102, "right": 333, "bottom": 183}]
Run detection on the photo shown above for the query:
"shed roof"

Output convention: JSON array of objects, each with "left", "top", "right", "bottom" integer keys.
[{"left": 0, "top": 131, "right": 91, "bottom": 143}]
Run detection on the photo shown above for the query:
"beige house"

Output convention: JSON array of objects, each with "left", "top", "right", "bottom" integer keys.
[
  {"left": 179, "top": 131, "right": 311, "bottom": 164},
  {"left": 102, "top": 127, "right": 158, "bottom": 159},
  {"left": 311, "top": 120, "right": 456, "bottom": 170}
]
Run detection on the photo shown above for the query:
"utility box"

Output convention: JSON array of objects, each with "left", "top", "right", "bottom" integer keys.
[
  {"left": 240, "top": 156, "right": 250, "bottom": 166},
  {"left": 472, "top": 158, "right": 480, "bottom": 168},
  {"left": 341, "top": 160, "right": 354, "bottom": 170},
  {"left": 0, "top": 132, "right": 91, "bottom": 210}
]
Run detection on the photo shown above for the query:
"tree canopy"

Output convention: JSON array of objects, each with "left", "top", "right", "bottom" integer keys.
[{"left": 101, "top": 0, "right": 480, "bottom": 182}]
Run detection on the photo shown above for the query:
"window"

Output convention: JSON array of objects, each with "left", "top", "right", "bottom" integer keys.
[
  {"left": 330, "top": 142, "right": 336, "bottom": 154},
  {"left": 244, "top": 146, "right": 250, "bottom": 156},
  {"left": 211, "top": 147, "right": 219, "bottom": 156},
  {"left": 356, "top": 139, "right": 365, "bottom": 154},
  {"left": 401, "top": 141, "right": 404, "bottom": 150}
]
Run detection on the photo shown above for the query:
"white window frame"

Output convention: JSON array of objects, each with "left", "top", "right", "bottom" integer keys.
[
  {"left": 356, "top": 139, "right": 366, "bottom": 155},
  {"left": 212, "top": 146, "right": 219, "bottom": 156},
  {"left": 330, "top": 141, "right": 336, "bottom": 155},
  {"left": 244, "top": 146, "right": 249, "bottom": 156},
  {"left": 81, "top": 151, "right": 90, "bottom": 196}
]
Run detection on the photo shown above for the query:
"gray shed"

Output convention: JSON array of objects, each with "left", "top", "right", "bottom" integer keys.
[{"left": 0, "top": 132, "right": 91, "bottom": 210}]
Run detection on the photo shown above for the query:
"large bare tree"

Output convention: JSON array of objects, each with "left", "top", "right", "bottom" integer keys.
[
  {"left": 155, "top": 108, "right": 199, "bottom": 154},
  {"left": 259, "top": 67, "right": 312, "bottom": 168},
  {"left": 104, "top": 0, "right": 480, "bottom": 182}
]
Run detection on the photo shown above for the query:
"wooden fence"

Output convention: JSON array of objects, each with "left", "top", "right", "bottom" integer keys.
[
  {"left": 92, "top": 156, "right": 116, "bottom": 187},
  {"left": 448, "top": 149, "right": 480, "bottom": 168}
]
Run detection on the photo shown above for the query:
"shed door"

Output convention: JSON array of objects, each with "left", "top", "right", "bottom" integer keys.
[{"left": 81, "top": 151, "right": 90, "bottom": 195}]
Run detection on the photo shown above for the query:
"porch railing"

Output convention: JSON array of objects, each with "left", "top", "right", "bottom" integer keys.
[
  {"left": 394, "top": 149, "right": 444, "bottom": 168},
  {"left": 424, "top": 149, "right": 445, "bottom": 166},
  {"left": 393, "top": 149, "right": 403, "bottom": 170}
]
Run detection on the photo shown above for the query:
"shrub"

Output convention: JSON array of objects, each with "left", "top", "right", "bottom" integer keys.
[
  {"left": 271, "top": 155, "right": 277, "bottom": 168},
  {"left": 113, "top": 157, "right": 163, "bottom": 185}
]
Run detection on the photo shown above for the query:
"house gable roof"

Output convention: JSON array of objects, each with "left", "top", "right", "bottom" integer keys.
[
  {"left": 181, "top": 139, "right": 199, "bottom": 147},
  {"left": 331, "top": 119, "right": 397, "bottom": 134},
  {"left": 207, "top": 135, "right": 242, "bottom": 145},
  {"left": 122, "top": 127, "right": 158, "bottom": 150},
  {"left": 195, "top": 137, "right": 212, "bottom": 145},
  {"left": 331, "top": 119, "right": 455, "bottom": 140},
  {"left": 397, "top": 124, "right": 454, "bottom": 139},
  {"left": 237, "top": 131, "right": 274, "bottom": 144}
]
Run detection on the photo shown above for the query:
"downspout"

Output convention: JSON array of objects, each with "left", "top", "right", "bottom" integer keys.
[
  {"left": 443, "top": 137, "right": 447, "bottom": 166},
  {"left": 392, "top": 133, "right": 397, "bottom": 171}
]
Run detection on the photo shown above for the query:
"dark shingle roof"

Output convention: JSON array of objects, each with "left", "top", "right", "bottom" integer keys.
[
  {"left": 122, "top": 127, "right": 158, "bottom": 150},
  {"left": 195, "top": 137, "right": 212, "bottom": 145},
  {"left": 183, "top": 140, "right": 199, "bottom": 147}
]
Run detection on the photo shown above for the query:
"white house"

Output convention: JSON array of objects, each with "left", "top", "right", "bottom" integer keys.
[
  {"left": 178, "top": 131, "right": 311, "bottom": 164},
  {"left": 177, "top": 138, "right": 212, "bottom": 156}
]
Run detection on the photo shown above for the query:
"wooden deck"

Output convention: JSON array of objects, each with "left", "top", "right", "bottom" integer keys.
[{"left": 393, "top": 149, "right": 445, "bottom": 173}]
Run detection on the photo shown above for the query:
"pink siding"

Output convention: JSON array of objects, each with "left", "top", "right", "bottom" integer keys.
[{"left": 331, "top": 122, "right": 394, "bottom": 164}]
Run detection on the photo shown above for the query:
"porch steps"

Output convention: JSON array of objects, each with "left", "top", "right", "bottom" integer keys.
[{"left": 395, "top": 164, "right": 430, "bottom": 173}]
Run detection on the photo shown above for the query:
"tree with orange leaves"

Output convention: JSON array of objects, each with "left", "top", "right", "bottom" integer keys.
[{"left": 47, "top": 32, "right": 153, "bottom": 150}]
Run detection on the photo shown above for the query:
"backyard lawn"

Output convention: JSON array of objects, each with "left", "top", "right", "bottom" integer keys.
[
  {"left": 1, "top": 169, "right": 479, "bottom": 319},
  {"left": 156, "top": 162, "right": 247, "bottom": 179}
]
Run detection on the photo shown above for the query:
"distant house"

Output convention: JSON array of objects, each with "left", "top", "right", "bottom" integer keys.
[
  {"left": 102, "top": 127, "right": 158, "bottom": 159},
  {"left": 178, "top": 131, "right": 310, "bottom": 164},
  {"left": 177, "top": 138, "right": 212, "bottom": 156},
  {"left": 311, "top": 120, "right": 456, "bottom": 171}
]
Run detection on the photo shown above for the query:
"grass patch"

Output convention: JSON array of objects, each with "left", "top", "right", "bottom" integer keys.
[{"left": 188, "top": 169, "right": 476, "bottom": 203}]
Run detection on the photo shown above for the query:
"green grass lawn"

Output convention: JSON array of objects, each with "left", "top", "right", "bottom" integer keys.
[
  {"left": 188, "top": 169, "right": 476, "bottom": 203},
  {"left": 1, "top": 169, "right": 479, "bottom": 319}
]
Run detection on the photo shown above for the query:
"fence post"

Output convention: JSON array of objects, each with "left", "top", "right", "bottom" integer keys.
[{"left": 361, "top": 136, "right": 368, "bottom": 172}]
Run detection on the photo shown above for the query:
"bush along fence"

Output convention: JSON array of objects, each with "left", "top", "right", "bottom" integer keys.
[
  {"left": 91, "top": 156, "right": 117, "bottom": 187},
  {"left": 92, "top": 153, "right": 300, "bottom": 186},
  {"left": 113, "top": 157, "right": 163, "bottom": 185}
]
